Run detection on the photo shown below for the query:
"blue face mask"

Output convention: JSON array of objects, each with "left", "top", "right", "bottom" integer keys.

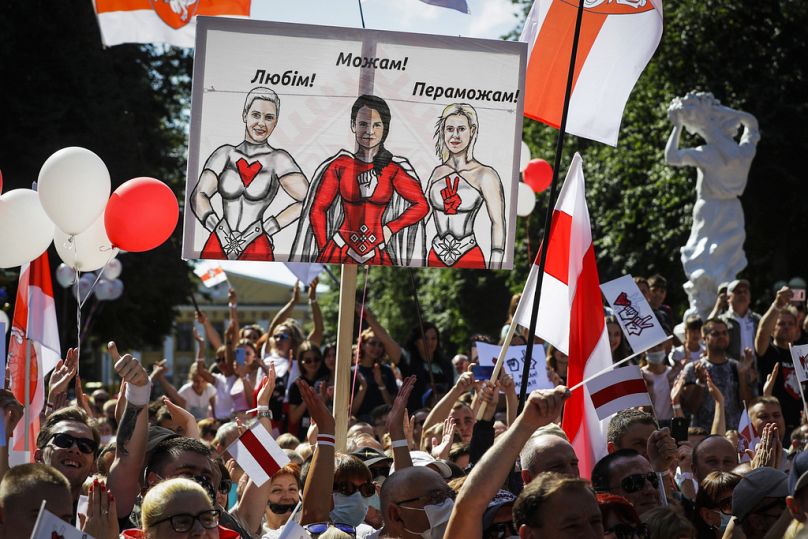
[
  {"left": 227, "top": 481, "right": 238, "bottom": 509},
  {"left": 330, "top": 492, "right": 369, "bottom": 526}
]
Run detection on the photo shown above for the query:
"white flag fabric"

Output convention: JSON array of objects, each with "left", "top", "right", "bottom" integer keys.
[
  {"left": 790, "top": 344, "right": 808, "bottom": 384},
  {"left": 601, "top": 275, "right": 668, "bottom": 353},
  {"left": 737, "top": 408, "right": 759, "bottom": 460},
  {"left": 511, "top": 154, "right": 612, "bottom": 477},
  {"left": 586, "top": 364, "right": 652, "bottom": 421},
  {"left": 520, "top": 0, "right": 663, "bottom": 146},
  {"left": 93, "top": 0, "right": 251, "bottom": 48},
  {"left": 193, "top": 263, "right": 228, "bottom": 288},
  {"left": 30, "top": 505, "right": 91, "bottom": 539},
  {"left": 227, "top": 421, "right": 290, "bottom": 487}
]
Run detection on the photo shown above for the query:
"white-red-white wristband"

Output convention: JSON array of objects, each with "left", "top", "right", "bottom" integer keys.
[{"left": 391, "top": 439, "right": 409, "bottom": 449}]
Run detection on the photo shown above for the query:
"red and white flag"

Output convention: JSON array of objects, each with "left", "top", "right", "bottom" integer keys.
[
  {"left": 228, "top": 421, "right": 290, "bottom": 487},
  {"left": 737, "top": 408, "right": 759, "bottom": 461},
  {"left": 93, "top": 0, "right": 251, "bottom": 48},
  {"left": 520, "top": 0, "right": 663, "bottom": 146},
  {"left": 512, "top": 153, "right": 612, "bottom": 477},
  {"left": 193, "top": 263, "right": 228, "bottom": 288},
  {"left": 30, "top": 504, "right": 87, "bottom": 539},
  {"left": 7, "top": 252, "right": 61, "bottom": 464},
  {"left": 790, "top": 344, "right": 808, "bottom": 384},
  {"left": 586, "top": 365, "right": 652, "bottom": 421}
]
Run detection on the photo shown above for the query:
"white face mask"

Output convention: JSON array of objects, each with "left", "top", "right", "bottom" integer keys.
[
  {"left": 646, "top": 351, "right": 667, "bottom": 364},
  {"left": 403, "top": 498, "right": 454, "bottom": 539},
  {"left": 330, "top": 492, "right": 369, "bottom": 527}
]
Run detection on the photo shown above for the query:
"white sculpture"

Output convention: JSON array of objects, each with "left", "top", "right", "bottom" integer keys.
[{"left": 665, "top": 91, "right": 760, "bottom": 319}]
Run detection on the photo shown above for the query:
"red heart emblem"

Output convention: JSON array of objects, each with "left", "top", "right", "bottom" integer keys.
[
  {"left": 237, "top": 158, "right": 263, "bottom": 188},
  {"left": 148, "top": 0, "right": 200, "bottom": 29},
  {"left": 614, "top": 291, "right": 631, "bottom": 307}
]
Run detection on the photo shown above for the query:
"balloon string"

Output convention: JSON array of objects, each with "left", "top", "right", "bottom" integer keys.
[{"left": 71, "top": 236, "right": 81, "bottom": 371}]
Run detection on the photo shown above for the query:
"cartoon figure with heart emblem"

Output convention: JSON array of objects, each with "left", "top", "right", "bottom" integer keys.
[
  {"left": 191, "top": 87, "right": 309, "bottom": 260},
  {"left": 425, "top": 103, "right": 505, "bottom": 269}
]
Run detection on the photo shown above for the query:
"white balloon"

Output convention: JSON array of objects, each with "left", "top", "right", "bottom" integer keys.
[
  {"left": 0, "top": 310, "right": 8, "bottom": 334},
  {"left": 520, "top": 141, "right": 531, "bottom": 172},
  {"left": 56, "top": 263, "right": 76, "bottom": 288},
  {"left": 54, "top": 214, "right": 118, "bottom": 271},
  {"left": 109, "top": 279, "right": 124, "bottom": 301},
  {"left": 517, "top": 182, "right": 537, "bottom": 217},
  {"left": 95, "top": 278, "right": 114, "bottom": 301},
  {"left": 38, "top": 147, "right": 111, "bottom": 235},
  {"left": 0, "top": 189, "right": 55, "bottom": 269},
  {"left": 103, "top": 258, "right": 122, "bottom": 280}
]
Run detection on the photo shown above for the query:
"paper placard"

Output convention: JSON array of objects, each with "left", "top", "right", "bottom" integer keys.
[
  {"left": 474, "top": 341, "right": 552, "bottom": 394},
  {"left": 601, "top": 275, "right": 668, "bottom": 354}
]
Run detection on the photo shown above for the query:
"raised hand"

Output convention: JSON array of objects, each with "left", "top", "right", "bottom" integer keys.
[
  {"left": 763, "top": 363, "right": 780, "bottom": 397},
  {"left": 520, "top": 386, "right": 570, "bottom": 432},
  {"left": 387, "top": 376, "right": 416, "bottom": 439},
  {"left": 372, "top": 363, "right": 384, "bottom": 386},
  {"left": 195, "top": 310, "right": 208, "bottom": 325},
  {"left": 404, "top": 408, "right": 416, "bottom": 449},
  {"left": 228, "top": 288, "right": 238, "bottom": 305},
  {"left": 49, "top": 347, "right": 79, "bottom": 396},
  {"left": 291, "top": 281, "right": 301, "bottom": 303},
  {"left": 109, "top": 341, "right": 149, "bottom": 387},
  {"left": 647, "top": 428, "right": 677, "bottom": 472},
  {"left": 738, "top": 347, "right": 755, "bottom": 374},
  {"left": 257, "top": 362, "right": 276, "bottom": 407},
  {"left": 455, "top": 367, "right": 475, "bottom": 393},
  {"left": 192, "top": 327, "right": 205, "bottom": 345},
  {"left": 748, "top": 423, "right": 780, "bottom": 469},
  {"left": 704, "top": 371, "right": 725, "bottom": 405},
  {"left": 0, "top": 389, "right": 23, "bottom": 442},
  {"left": 308, "top": 277, "right": 318, "bottom": 301},
  {"left": 440, "top": 176, "right": 462, "bottom": 215},
  {"left": 162, "top": 396, "right": 199, "bottom": 438},
  {"left": 500, "top": 373, "right": 516, "bottom": 396},
  {"left": 431, "top": 416, "right": 456, "bottom": 460},
  {"left": 150, "top": 359, "right": 168, "bottom": 380},
  {"left": 81, "top": 479, "right": 119, "bottom": 539},
  {"left": 671, "top": 371, "right": 686, "bottom": 406}
]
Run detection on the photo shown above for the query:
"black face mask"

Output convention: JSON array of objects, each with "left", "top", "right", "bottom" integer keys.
[
  {"left": 192, "top": 474, "right": 218, "bottom": 503},
  {"left": 268, "top": 502, "right": 297, "bottom": 514}
]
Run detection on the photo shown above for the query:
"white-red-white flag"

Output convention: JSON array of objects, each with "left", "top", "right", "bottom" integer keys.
[
  {"left": 512, "top": 153, "right": 612, "bottom": 477},
  {"left": 228, "top": 421, "right": 290, "bottom": 487},
  {"left": 737, "top": 408, "right": 759, "bottom": 461},
  {"left": 193, "top": 263, "right": 228, "bottom": 288},
  {"left": 790, "top": 344, "right": 808, "bottom": 384},
  {"left": 93, "top": 0, "right": 251, "bottom": 48},
  {"left": 30, "top": 504, "right": 88, "bottom": 539},
  {"left": 7, "top": 252, "right": 61, "bottom": 464},
  {"left": 520, "top": 0, "right": 663, "bottom": 146},
  {"left": 586, "top": 365, "right": 652, "bottom": 421}
]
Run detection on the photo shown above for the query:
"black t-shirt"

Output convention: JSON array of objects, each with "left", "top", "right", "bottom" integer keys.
[
  {"left": 355, "top": 363, "right": 398, "bottom": 420},
  {"left": 286, "top": 374, "right": 318, "bottom": 437},
  {"left": 757, "top": 339, "right": 804, "bottom": 432}
]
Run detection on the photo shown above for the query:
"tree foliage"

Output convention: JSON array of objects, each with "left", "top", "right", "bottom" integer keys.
[{"left": 0, "top": 0, "right": 195, "bottom": 353}]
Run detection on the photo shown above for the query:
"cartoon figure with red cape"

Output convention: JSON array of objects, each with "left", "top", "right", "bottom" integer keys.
[
  {"left": 426, "top": 103, "right": 505, "bottom": 269},
  {"left": 191, "top": 87, "right": 309, "bottom": 260},
  {"left": 291, "top": 94, "right": 428, "bottom": 265}
]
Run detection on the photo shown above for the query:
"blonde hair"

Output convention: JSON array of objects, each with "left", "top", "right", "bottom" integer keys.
[
  {"left": 434, "top": 103, "right": 478, "bottom": 162},
  {"left": 141, "top": 478, "right": 212, "bottom": 531}
]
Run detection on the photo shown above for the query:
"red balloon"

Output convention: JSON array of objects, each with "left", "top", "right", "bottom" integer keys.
[
  {"left": 105, "top": 177, "right": 178, "bottom": 252},
  {"left": 523, "top": 158, "right": 553, "bottom": 193}
]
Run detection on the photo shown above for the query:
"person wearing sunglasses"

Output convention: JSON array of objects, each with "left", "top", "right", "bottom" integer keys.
[
  {"left": 330, "top": 454, "right": 377, "bottom": 530},
  {"left": 693, "top": 471, "right": 741, "bottom": 537},
  {"left": 597, "top": 493, "right": 649, "bottom": 539},
  {"left": 731, "top": 467, "right": 791, "bottom": 539},
  {"left": 34, "top": 406, "right": 100, "bottom": 508},
  {"left": 287, "top": 341, "right": 327, "bottom": 437},
  {"left": 592, "top": 449, "right": 661, "bottom": 516},
  {"left": 378, "top": 466, "right": 455, "bottom": 539},
  {"left": 137, "top": 477, "right": 239, "bottom": 539}
]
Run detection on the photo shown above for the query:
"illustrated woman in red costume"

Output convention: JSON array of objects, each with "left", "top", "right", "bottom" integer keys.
[
  {"left": 191, "top": 87, "right": 309, "bottom": 260},
  {"left": 426, "top": 103, "right": 506, "bottom": 269},
  {"left": 292, "top": 95, "right": 429, "bottom": 266}
]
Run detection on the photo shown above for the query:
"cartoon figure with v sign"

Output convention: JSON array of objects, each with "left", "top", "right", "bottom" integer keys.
[
  {"left": 191, "top": 87, "right": 309, "bottom": 260},
  {"left": 426, "top": 103, "right": 506, "bottom": 269}
]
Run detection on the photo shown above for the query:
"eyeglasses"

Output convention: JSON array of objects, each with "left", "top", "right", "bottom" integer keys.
[
  {"left": 604, "top": 523, "right": 650, "bottom": 539},
  {"left": 49, "top": 432, "right": 99, "bottom": 455},
  {"left": 301, "top": 357, "right": 322, "bottom": 365},
  {"left": 715, "top": 496, "right": 733, "bottom": 515},
  {"left": 304, "top": 522, "right": 357, "bottom": 537},
  {"left": 395, "top": 488, "right": 456, "bottom": 507},
  {"left": 219, "top": 480, "right": 232, "bottom": 494},
  {"left": 274, "top": 333, "right": 290, "bottom": 341},
  {"left": 334, "top": 481, "right": 375, "bottom": 497},
  {"left": 152, "top": 509, "right": 220, "bottom": 532},
  {"left": 618, "top": 473, "right": 659, "bottom": 494}
]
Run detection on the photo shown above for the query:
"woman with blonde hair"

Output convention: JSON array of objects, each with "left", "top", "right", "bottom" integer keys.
[
  {"left": 426, "top": 102, "right": 506, "bottom": 269},
  {"left": 137, "top": 477, "right": 238, "bottom": 538}
]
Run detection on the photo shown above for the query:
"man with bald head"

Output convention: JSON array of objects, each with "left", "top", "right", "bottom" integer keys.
[
  {"left": 379, "top": 466, "right": 454, "bottom": 538},
  {"left": 520, "top": 433, "right": 579, "bottom": 481},
  {"left": 692, "top": 435, "right": 738, "bottom": 482}
]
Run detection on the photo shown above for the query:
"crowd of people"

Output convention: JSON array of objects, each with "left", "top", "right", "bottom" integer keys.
[{"left": 1, "top": 274, "right": 808, "bottom": 539}]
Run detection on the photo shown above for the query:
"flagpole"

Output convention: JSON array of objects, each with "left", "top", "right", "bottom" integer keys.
[
  {"left": 568, "top": 335, "right": 673, "bottom": 393},
  {"left": 23, "top": 339, "right": 30, "bottom": 456},
  {"left": 517, "top": 0, "right": 587, "bottom": 412}
]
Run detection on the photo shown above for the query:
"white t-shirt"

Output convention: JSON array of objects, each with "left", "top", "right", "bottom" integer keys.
[
  {"left": 212, "top": 373, "right": 238, "bottom": 420},
  {"left": 669, "top": 344, "right": 704, "bottom": 365},
  {"left": 178, "top": 382, "right": 216, "bottom": 420},
  {"left": 642, "top": 366, "right": 673, "bottom": 421}
]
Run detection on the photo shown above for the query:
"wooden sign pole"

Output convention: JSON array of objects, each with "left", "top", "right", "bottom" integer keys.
[{"left": 333, "top": 264, "right": 358, "bottom": 452}]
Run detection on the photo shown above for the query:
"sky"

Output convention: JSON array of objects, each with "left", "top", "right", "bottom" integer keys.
[{"left": 214, "top": 0, "right": 524, "bottom": 286}]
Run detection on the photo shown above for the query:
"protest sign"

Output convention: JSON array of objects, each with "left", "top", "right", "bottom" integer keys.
[
  {"left": 601, "top": 275, "right": 668, "bottom": 353},
  {"left": 790, "top": 344, "right": 808, "bottom": 384},
  {"left": 182, "top": 18, "right": 526, "bottom": 269},
  {"left": 475, "top": 341, "right": 552, "bottom": 394}
]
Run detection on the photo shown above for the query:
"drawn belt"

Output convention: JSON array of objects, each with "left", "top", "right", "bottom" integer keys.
[
  {"left": 333, "top": 233, "right": 386, "bottom": 264},
  {"left": 432, "top": 233, "right": 476, "bottom": 266},
  {"left": 215, "top": 218, "right": 268, "bottom": 260}
]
